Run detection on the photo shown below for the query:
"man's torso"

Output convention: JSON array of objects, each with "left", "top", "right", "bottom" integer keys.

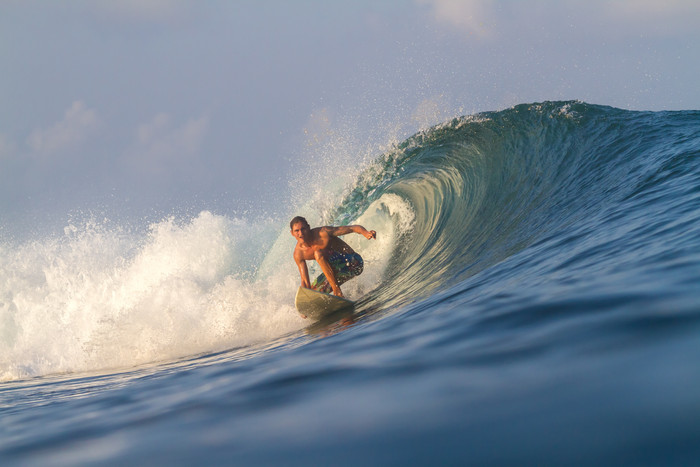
[{"left": 295, "top": 227, "right": 356, "bottom": 261}]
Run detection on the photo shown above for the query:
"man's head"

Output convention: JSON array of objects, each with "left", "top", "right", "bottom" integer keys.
[
  {"left": 289, "top": 216, "right": 309, "bottom": 230},
  {"left": 290, "top": 216, "right": 311, "bottom": 240}
]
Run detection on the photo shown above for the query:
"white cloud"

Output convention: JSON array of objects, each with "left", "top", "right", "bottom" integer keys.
[
  {"left": 127, "top": 113, "right": 209, "bottom": 175},
  {"left": 417, "top": 0, "right": 495, "bottom": 39},
  {"left": 26, "top": 101, "right": 99, "bottom": 156},
  {"left": 419, "top": 0, "right": 700, "bottom": 37}
]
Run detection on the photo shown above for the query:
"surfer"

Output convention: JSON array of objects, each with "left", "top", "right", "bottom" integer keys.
[{"left": 290, "top": 216, "right": 376, "bottom": 298}]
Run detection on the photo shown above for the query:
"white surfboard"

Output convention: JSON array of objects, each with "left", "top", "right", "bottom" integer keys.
[{"left": 295, "top": 287, "right": 355, "bottom": 320}]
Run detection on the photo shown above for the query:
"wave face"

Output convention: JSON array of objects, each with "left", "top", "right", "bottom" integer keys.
[
  {"left": 337, "top": 101, "right": 700, "bottom": 315},
  {"left": 2, "top": 101, "right": 700, "bottom": 465}
]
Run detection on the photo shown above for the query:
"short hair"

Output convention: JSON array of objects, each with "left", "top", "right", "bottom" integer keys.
[{"left": 289, "top": 216, "right": 309, "bottom": 230}]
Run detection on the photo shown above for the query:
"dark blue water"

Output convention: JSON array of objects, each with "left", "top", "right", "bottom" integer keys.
[{"left": 2, "top": 101, "right": 700, "bottom": 465}]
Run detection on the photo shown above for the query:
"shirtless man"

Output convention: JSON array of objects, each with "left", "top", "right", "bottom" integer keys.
[{"left": 290, "top": 216, "right": 376, "bottom": 297}]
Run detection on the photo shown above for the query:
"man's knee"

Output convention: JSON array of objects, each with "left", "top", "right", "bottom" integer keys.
[{"left": 350, "top": 255, "right": 364, "bottom": 276}]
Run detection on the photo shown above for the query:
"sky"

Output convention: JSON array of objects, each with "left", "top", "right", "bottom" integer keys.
[{"left": 1, "top": 0, "right": 699, "bottom": 230}]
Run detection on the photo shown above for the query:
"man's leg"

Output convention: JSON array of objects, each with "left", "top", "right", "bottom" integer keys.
[{"left": 311, "top": 253, "right": 363, "bottom": 293}]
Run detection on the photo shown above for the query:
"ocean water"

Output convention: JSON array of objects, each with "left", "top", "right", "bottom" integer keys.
[{"left": 1, "top": 101, "right": 699, "bottom": 465}]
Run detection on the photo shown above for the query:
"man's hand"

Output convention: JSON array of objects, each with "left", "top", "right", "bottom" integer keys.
[{"left": 364, "top": 230, "right": 377, "bottom": 240}]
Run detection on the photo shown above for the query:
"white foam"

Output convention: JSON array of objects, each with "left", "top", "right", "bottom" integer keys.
[
  {"left": 0, "top": 200, "right": 411, "bottom": 381},
  {"left": 0, "top": 212, "right": 302, "bottom": 381}
]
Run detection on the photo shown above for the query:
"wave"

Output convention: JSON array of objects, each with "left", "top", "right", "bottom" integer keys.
[
  {"left": 2, "top": 100, "right": 698, "bottom": 381},
  {"left": 330, "top": 101, "right": 700, "bottom": 309}
]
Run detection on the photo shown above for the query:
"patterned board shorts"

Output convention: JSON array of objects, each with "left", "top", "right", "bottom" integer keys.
[{"left": 311, "top": 252, "right": 364, "bottom": 294}]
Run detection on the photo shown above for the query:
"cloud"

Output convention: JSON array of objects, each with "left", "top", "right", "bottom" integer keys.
[
  {"left": 126, "top": 113, "right": 209, "bottom": 176},
  {"left": 417, "top": 0, "right": 495, "bottom": 39},
  {"left": 26, "top": 101, "right": 99, "bottom": 156},
  {"left": 419, "top": 0, "right": 700, "bottom": 37}
]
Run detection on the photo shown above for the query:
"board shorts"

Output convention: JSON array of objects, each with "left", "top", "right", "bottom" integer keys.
[{"left": 311, "top": 252, "right": 364, "bottom": 294}]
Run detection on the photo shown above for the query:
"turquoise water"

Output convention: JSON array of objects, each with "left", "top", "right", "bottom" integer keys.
[{"left": 2, "top": 101, "right": 700, "bottom": 465}]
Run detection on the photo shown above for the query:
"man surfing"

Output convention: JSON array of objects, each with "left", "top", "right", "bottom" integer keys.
[{"left": 290, "top": 216, "right": 376, "bottom": 298}]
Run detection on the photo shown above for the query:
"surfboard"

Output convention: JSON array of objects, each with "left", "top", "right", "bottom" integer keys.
[{"left": 295, "top": 286, "right": 355, "bottom": 320}]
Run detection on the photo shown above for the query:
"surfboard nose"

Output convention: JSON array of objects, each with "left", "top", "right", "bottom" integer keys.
[{"left": 295, "top": 287, "right": 355, "bottom": 320}]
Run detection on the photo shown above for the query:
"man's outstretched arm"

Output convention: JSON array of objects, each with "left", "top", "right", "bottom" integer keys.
[{"left": 326, "top": 225, "right": 376, "bottom": 240}]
